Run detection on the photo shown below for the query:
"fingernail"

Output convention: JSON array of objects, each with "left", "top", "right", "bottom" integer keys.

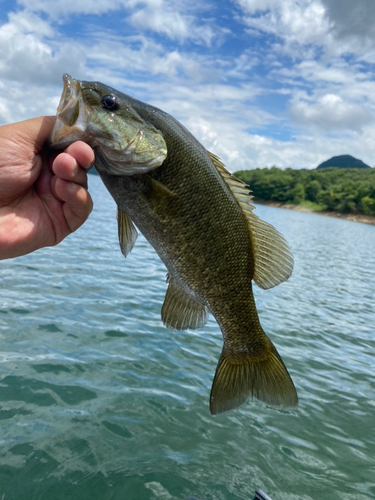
[
  {"left": 73, "top": 160, "right": 79, "bottom": 176},
  {"left": 86, "top": 158, "right": 95, "bottom": 171}
]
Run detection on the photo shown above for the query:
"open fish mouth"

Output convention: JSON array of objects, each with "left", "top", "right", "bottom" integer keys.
[
  {"left": 49, "top": 73, "right": 168, "bottom": 175},
  {"left": 49, "top": 74, "right": 90, "bottom": 148},
  {"left": 57, "top": 74, "right": 82, "bottom": 126}
]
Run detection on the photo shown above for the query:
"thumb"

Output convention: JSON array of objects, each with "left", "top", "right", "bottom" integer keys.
[{"left": 15, "top": 116, "right": 56, "bottom": 154}]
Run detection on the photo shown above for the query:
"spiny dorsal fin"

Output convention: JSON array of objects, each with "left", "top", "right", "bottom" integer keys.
[
  {"left": 117, "top": 208, "right": 138, "bottom": 257},
  {"left": 207, "top": 152, "right": 256, "bottom": 205},
  {"left": 161, "top": 275, "right": 209, "bottom": 331},
  {"left": 207, "top": 151, "right": 294, "bottom": 289}
]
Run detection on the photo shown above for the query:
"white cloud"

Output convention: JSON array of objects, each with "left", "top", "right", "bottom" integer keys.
[
  {"left": 86, "top": 36, "right": 217, "bottom": 81},
  {"left": 235, "top": 0, "right": 375, "bottom": 61},
  {"left": 268, "top": 55, "right": 375, "bottom": 134},
  {"left": 0, "top": 81, "right": 59, "bottom": 123},
  {"left": 1, "top": 0, "right": 375, "bottom": 172},
  {"left": 289, "top": 92, "right": 374, "bottom": 131},
  {"left": 236, "top": 0, "right": 332, "bottom": 48},
  {"left": 130, "top": 7, "right": 190, "bottom": 40},
  {"left": 220, "top": 51, "right": 260, "bottom": 80},
  {"left": 16, "top": 0, "right": 129, "bottom": 17},
  {"left": 128, "top": 0, "right": 217, "bottom": 44},
  {"left": 17, "top": 0, "right": 219, "bottom": 45},
  {"left": 0, "top": 11, "right": 87, "bottom": 86},
  {"left": 179, "top": 111, "right": 373, "bottom": 171},
  {"left": 231, "top": 1, "right": 375, "bottom": 143},
  {"left": 4, "top": 9, "right": 53, "bottom": 36}
]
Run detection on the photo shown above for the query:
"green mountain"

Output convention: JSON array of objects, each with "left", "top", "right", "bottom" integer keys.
[{"left": 317, "top": 154, "right": 371, "bottom": 169}]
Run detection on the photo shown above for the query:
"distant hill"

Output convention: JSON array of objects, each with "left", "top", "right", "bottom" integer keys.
[{"left": 317, "top": 154, "right": 371, "bottom": 169}]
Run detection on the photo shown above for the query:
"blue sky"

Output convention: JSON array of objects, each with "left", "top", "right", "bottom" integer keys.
[{"left": 1, "top": 0, "right": 375, "bottom": 170}]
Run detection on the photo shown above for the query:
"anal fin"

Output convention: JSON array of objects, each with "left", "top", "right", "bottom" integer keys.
[
  {"left": 117, "top": 208, "right": 138, "bottom": 257},
  {"left": 161, "top": 277, "right": 208, "bottom": 331}
]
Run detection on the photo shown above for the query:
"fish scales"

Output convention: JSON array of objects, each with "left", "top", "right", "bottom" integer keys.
[
  {"left": 97, "top": 109, "right": 252, "bottom": 305},
  {"left": 49, "top": 74, "right": 298, "bottom": 414}
]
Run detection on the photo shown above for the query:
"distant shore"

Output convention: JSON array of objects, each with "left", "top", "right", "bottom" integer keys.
[{"left": 254, "top": 200, "right": 375, "bottom": 226}]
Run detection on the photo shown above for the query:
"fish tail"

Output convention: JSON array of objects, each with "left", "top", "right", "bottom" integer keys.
[{"left": 210, "top": 337, "right": 297, "bottom": 415}]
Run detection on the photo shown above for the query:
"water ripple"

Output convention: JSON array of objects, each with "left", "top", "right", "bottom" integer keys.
[{"left": 0, "top": 177, "right": 374, "bottom": 499}]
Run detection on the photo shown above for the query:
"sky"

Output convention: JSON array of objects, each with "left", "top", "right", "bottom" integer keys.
[{"left": 1, "top": 0, "right": 375, "bottom": 170}]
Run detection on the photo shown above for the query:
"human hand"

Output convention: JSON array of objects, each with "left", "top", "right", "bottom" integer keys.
[{"left": 0, "top": 116, "right": 94, "bottom": 260}]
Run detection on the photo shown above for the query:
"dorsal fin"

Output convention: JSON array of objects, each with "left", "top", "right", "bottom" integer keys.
[{"left": 207, "top": 151, "right": 293, "bottom": 289}]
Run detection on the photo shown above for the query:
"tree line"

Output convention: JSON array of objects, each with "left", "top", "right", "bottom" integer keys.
[{"left": 233, "top": 167, "right": 375, "bottom": 216}]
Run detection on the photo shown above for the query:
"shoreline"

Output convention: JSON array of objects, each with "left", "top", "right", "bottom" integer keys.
[{"left": 254, "top": 200, "right": 375, "bottom": 226}]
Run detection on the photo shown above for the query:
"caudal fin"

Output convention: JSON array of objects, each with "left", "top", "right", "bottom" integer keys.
[{"left": 209, "top": 343, "right": 298, "bottom": 415}]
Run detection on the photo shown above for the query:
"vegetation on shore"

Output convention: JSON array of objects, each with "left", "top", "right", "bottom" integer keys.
[{"left": 234, "top": 166, "right": 375, "bottom": 216}]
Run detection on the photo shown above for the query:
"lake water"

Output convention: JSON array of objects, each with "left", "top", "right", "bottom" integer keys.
[{"left": 0, "top": 175, "right": 374, "bottom": 500}]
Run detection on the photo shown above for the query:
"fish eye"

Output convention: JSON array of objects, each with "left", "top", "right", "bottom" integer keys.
[{"left": 101, "top": 94, "right": 120, "bottom": 111}]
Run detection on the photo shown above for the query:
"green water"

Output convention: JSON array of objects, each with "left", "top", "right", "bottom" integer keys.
[{"left": 0, "top": 176, "right": 374, "bottom": 500}]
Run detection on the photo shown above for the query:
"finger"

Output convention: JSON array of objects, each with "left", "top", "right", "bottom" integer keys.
[
  {"left": 52, "top": 141, "right": 94, "bottom": 187},
  {"left": 52, "top": 177, "right": 93, "bottom": 232},
  {"left": 52, "top": 153, "right": 88, "bottom": 188},
  {"left": 63, "top": 141, "right": 95, "bottom": 170}
]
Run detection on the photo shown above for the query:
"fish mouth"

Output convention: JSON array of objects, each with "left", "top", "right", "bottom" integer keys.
[
  {"left": 49, "top": 74, "right": 168, "bottom": 176},
  {"left": 49, "top": 74, "right": 90, "bottom": 148}
]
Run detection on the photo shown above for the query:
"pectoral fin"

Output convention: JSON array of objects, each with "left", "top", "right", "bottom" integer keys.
[
  {"left": 145, "top": 175, "right": 178, "bottom": 200},
  {"left": 161, "top": 276, "right": 208, "bottom": 331},
  {"left": 117, "top": 208, "right": 138, "bottom": 257}
]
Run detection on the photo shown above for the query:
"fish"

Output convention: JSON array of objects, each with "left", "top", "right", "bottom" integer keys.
[{"left": 49, "top": 74, "right": 298, "bottom": 414}]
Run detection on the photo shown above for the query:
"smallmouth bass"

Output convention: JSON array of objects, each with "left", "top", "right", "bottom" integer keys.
[{"left": 49, "top": 74, "right": 298, "bottom": 414}]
